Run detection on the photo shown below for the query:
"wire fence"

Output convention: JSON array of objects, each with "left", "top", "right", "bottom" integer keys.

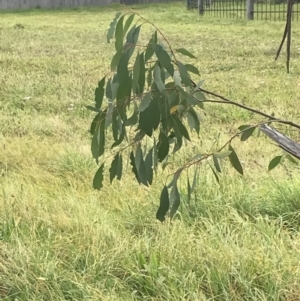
[{"left": 187, "top": 0, "right": 300, "bottom": 21}]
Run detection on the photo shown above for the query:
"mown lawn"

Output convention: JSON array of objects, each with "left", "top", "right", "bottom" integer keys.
[{"left": 1, "top": 2, "right": 300, "bottom": 300}]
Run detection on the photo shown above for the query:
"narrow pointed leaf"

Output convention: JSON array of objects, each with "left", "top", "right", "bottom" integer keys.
[
  {"left": 145, "top": 147, "right": 153, "bottom": 185},
  {"left": 268, "top": 155, "right": 282, "bottom": 171},
  {"left": 214, "top": 151, "right": 232, "bottom": 159},
  {"left": 107, "top": 12, "right": 122, "bottom": 43},
  {"left": 175, "top": 48, "right": 196, "bottom": 59},
  {"left": 213, "top": 155, "right": 221, "bottom": 173},
  {"left": 115, "top": 15, "right": 124, "bottom": 51},
  {"left": 125, "top": 25, "right": 141, "bottom": 60},
  {"left": 109, "top": 153, "right": 119, "bottom": 183},
  {"left": 178, "top": 61, "right": 192, "bottom": 87},
  {"left": 185, "top": 107, "right": 200, "bottom": 136},
  {"left": 135, "top": 144, "right": 149, "bottom": 186},
  {"left": 93, "top": 163, "right": 105, "bottom": 190},
  {"left": 145, "top": 31, "right": 157, "bottom": 62},
  {"left": 132, "top": 52, "right": 140, "bottom": 94},
  {"left": 153, "top": 64, "right": 165, "bottom": 93},
  {"left": 187, "top": 176, "right": 191, "bottom": 205},
  {"left": 173, "top": 71, "right": 182, "bottom": 87},
  {"left": 91, "top": 111, "right": 106, "bottom": 160},
  {"left": 229, "top": 145, "right": 243, "bottom": 175},
  {"left": 138, "top": 53, "right": 145, "bottom": 95},
  {"left": 86, "top": 106, "right": 100, "bottom": 113},
  {"left": 95, "top": 77, "right": 105, "bottom": 109},
  {"left": 185, "top": 64, "right": 200, "bottom": 75},
  {"left": 173, "top": 115, "right": 190, "bottom": 141},
  {"left": 117, "top": 154, "right": 123, "bottom": 180},
  {"left": 156, "top": 185, "right": 169, "bottom": 222},
  {"left": 157, "top": 131, "right": 169, "bottom": 162},
  {"left": 170, "top": 183, "right": 180, "bottom": 219},
  {"left": 209, "top": 163, "right": 220, "bottom": 183},
  {"left": 111, "top": 48, "right": 123, "bottom": 71},
  {"left": 172, "top": 117, "right": 183, "bottom": 153},
  {"left": 139, "top": 93, "right": 152, "bottom": 112},
  {"left": 125, "top": 109, "right": 138, "bottom": 126},
  {"left": 153, "top": 44, "right": 174, "bottom": 76},
  {"left": 123, "top": 14, "right": 135, "bottom": 38},
  {"left": 138, "top": 96, "right": 160, "bottom": 137},
  {"left": 130, "top": 151, "right": 140, "bottom": 183},
  {"left": 241, "top": 126, "right": 256, "bottom": 141}
]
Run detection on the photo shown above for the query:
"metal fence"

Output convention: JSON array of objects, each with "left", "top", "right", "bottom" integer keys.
[{"left": 187, "top": 0, "right": 300, "bottom": 21}]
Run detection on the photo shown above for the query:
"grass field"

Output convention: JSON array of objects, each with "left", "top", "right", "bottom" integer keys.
[{"left": 1, "top": 2, "right": 300, "bottom": 300}]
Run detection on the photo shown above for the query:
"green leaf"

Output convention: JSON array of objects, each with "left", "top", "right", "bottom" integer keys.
[
  {"left": 153, "top": 44, "right": 174, "bottom": 76},
  {"left": 153, "top": 64, "right": 165, "bottom": 93},
  {"left": 111, "top": 123, "right": 125, "bottom": 148},
  {"left": 116, "top": 53, "right": 131, "bottom": 115},
  {"left": 177, "top": 86, "right": 197, "bottom": 106},
  {"left": 138, "top": 95, "right": 160, "bottom": 137},
  {"left": 138, "top": 53, "right": 146, "bottom": 95},
  {"left": 185, "top": 107, "right": 200, "bottom": 136},
  {"left": 123, "top": 14, "right": 135, "bottom": 38},
  {"left": 135, "top": 144, "right": 149, "bottom": 186},
  {"left": 229, "top": 145, "right": 243, "bottom": 175},
  {"left": 146, "top": 66, "right": 153, "bottom": 87},
  {"left": 145, "top": 31, "right": 157, "bottom": 62},
  {"left": 91, "top": 110, "right": 106, "bottom": 161},
  {"left": 93, "top": 163, "right": 105, "bottom": 190},
  {"left": 145, "top": 147, "right": 153, "bottom": 185},
  {"left": 132, "top": 52, "right": 141, "bottom": 94},
  {"left": 107, "top": 12, "right": 122, "bottom": 43},
  {"left": 95, "top": 77, "right": 105, "bottom": 109},
  {"left": 173, "top": 71, "right": 182, "bottom": 87},
  {"left": 125, "top": 109, "right": 138, "bottom": 126},
  {"left": 109, "top": 153, "right": 119, "bottom": 183},
  {"left": 86, "top": 105, "right": 100, "bottom": 113},
  {"left": 153, "top": 136, "right": 158, "bottom": 172},
  {"left": 177, "top": 61, "right": 192, "bottom": 87},
  {"left": 157, "top": 131, "right": 169, "bottom": 162},
  {"left": 90, "top": 111, "right": 101, "bottom": 135},
  {"left": 175, "top": 48, "right": 196, "bottom": 59},
  {"left": 193, "top": 90, "right": 206, "bottom": 108},
  {"left": 214, "top": 151, "right": 232, "bottom": 159},
  {"left": 173, "top": 115, "right": 190, "bottom": 141},
  {"left": 130, "top": 151, "right": 140, "bottom": 184},
  {"left": 213, "top": 155, "right": 221, "bottom": 173},
  {"left": 240, "top": 126, "right": 256, "bottom": 141},
  {"left": 111, "top": 48, "right": 123, "bottom": 71},
  {"left": 117, "top": 52, "right": 129, "bottom": 86},
  {"left": 139, "top": 93, "right": 152, "bottom": 112},
  {"left": 172, "top": 116, "right": 183, "bottom": 153},
  {"left": 125, "top": 25, "right": 141, "bottom": 60},
  {"left": 170, "top": 183, "right": 180, "bottom": 219},
  {"left": 116, "top": 153, "right": 123, "bottom": 180},
  {"left": 209, "top": 163, "right": 220, "bottom": 183},
  {"left": 156, "top": 185, "right": 169, "bottom": 222},
  {"left": 185, "top": 64, "right": 200, "bottom": 75},
  {"left": 106, "top": 78, "right": 112, "bottom": 99},
  {"left": 268, "top": 155, "right": 282, "bottom": 171},
  {"left": 187, "top": 176, "right": 191, "bottom": 205},
  {"left": 115, "top": 15, "right": 124, "bottom": 51}
]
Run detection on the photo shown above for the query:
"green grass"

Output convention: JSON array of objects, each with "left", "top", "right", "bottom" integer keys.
[{"left": 1, "top": 2, "right": 300, "bottom": 300}]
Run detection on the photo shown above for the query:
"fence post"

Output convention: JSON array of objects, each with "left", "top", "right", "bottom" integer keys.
[
  {"left": 246, "top": 0, "right": 254, "bottom": 20},
  {"left": 198, "top": 0, "right": 204, "bottom": 14}
]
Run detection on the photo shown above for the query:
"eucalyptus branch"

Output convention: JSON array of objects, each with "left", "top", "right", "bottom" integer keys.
[{"left": 132, "top": 10, "right": 177, "bottom": 63}]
